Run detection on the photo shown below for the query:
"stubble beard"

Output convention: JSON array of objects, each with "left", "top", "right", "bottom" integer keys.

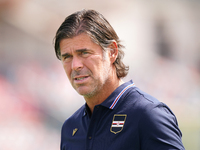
[
  {"left": 72, "top": 51, "right": 111, "bottom": 99},
  {"left": 70, "top": 69, "right": 101, "bottom": 98},
  {"left": 74, "top": 65, "right": 111, "bottom": 100},
  {"left": 84, "top": 53, "right": 111, "bottom": 99},
  {"left": 83, "top": 61, "right": 111, "bottom": 99}
]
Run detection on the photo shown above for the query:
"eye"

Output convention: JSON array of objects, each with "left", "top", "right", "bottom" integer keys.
[
  {"left": 64, "top": 55, "right": 71, "bottom": 59},
  {"left": 82, "top": 51, "right": 88, "bottom": 54},
  {"left": 81, "top": 51, "right": 90, "bottom": 57},
  {"left": 62, "top": 54, "right": 72, "bottom": 62}
]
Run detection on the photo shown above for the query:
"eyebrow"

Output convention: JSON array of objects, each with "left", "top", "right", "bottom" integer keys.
[
  {"left": 61, "top": 48, "right": 89, "bottom": 58},
  {"left": 76, "top": 48, "right": 88, "bottom": 53}
]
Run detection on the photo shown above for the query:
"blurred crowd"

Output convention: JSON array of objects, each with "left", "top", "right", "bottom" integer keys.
[
  {"left": 0, "top": 0, "right": 200, "bottom": 150},
  {"left": 0, "top": 59, "right": 86, "bottom": 149}
]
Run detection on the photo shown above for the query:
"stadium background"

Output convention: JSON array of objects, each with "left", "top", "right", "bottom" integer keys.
[{"left": 0, "top": 0, "right": 200, "bottom": 149}]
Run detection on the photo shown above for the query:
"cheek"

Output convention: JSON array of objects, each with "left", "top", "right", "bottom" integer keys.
[
  {"left": 88, "top": 61, "right": 101, "bottom": 76},
  {"left": 90, "top": 55, "right": 104, "bottom": 69}
]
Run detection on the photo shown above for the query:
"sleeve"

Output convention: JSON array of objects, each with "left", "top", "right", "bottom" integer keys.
[{"left": 139, "top": 103, "right": 185, "bottom": 150}]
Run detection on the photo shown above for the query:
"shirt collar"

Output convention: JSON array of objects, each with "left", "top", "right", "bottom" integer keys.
[
  {"left": 100, "top": 80, "right": 135, "bottom": 109},
  {"left": 83, "top": 103, "right": 91, "bottom": 117}
]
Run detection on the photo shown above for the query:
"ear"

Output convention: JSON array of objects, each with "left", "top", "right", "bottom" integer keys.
[{"left": 108, "top": 40, "right": 118, "bottom": 64}]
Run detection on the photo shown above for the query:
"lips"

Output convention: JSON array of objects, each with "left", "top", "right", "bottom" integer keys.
[
  {"left": 73, "top": 75, "right": 89, "bottom": 84},
  {"left": 71, "top": 70, "right": 91, "bottom": 84},
  {"left": 75, "top": 76, "right": 88, "bottom": 81}
]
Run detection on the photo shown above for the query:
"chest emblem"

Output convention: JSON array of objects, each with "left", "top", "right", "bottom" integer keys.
[
  {"left": 72, "top": 128, "right": 78, "bottom": 136},
  {"left": 110, "top": 114, "right": 127, "bottom": 134}
]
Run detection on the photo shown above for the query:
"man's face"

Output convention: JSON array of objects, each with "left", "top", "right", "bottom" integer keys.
[{"left": 59, "top": 33, "right": 112, "bottom": 98}]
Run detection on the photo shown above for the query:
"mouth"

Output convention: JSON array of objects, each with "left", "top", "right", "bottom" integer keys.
[
  {"left": 73, "top": 75, "right": 89, "bottom": 83},
  {"left": 74, "top": 76, "right": 88, "bottom": 81}
]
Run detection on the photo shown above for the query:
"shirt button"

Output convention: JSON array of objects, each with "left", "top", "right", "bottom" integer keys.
[{"left": 88, "top": 136, "right": 92, "bottom": 139}]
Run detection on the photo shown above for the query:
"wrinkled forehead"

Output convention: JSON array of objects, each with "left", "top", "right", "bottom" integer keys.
[{"left": 59, "top": 33, "right": 104, "bottom": 55}]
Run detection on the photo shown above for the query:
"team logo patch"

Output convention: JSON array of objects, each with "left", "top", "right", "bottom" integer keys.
[{"left": 110, "top": 114, "right": 127, "bottom": 134}]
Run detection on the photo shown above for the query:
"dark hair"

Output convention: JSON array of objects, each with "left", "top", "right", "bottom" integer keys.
[{"left": 54, "top": 9, "right": 129, "bottom": 79}]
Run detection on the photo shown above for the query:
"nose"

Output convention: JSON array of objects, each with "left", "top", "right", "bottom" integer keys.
[{"left": 71, "top": 56, "right": 83, "bottom": 71}]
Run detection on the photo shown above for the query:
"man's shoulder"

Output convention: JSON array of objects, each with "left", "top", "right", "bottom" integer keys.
[
  {"left": 127, "top": 87, "right": 160, "bottom": 104},
  {"left": 124, "top": 86, "right": 176, "bottom": 119},
  {"left": 123, "top": 86, "right": 166, "bottom": 112}
]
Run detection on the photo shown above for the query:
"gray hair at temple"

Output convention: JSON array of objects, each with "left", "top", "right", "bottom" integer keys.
[{"left": 54, "top": 9, "right": 129, "bottom": 79}]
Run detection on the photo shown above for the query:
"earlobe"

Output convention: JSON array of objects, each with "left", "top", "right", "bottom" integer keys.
[{"left": 109, "top": 41, "right": 118, "bottom": 63}]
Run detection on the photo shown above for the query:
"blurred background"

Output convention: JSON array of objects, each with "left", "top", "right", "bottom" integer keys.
[{"left": 0, "top": 0, "right": 200, "bottom": 149}]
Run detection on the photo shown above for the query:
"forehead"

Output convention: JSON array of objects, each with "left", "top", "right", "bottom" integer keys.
[{"left": 59, "top": 34, "right": 101, "bottom": 53}]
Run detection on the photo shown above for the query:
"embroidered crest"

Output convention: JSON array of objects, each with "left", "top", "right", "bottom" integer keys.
[{"left": 110, "top": 114, "right": 127, "bottom": 134}]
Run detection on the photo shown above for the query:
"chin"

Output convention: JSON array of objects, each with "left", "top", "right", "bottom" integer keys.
[
  {"left": 76, "top": 87, "right": 91, "bottom": 96},
  {"left": 77, "top": 88, "right": 96, "bottom": 98}
]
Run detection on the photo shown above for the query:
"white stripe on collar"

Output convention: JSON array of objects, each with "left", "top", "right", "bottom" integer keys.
[{"left": 109, "top": 83, "right": 135, "bottom": 109}]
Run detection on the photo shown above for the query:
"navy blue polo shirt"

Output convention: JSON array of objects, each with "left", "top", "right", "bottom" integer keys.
[{"left": 61, "top": 80, "right": 185, "bottom": 150}]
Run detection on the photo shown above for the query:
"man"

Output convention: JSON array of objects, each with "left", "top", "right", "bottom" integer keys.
[{"left": 54, "top": 9, "right": 185, "bottom": 150}]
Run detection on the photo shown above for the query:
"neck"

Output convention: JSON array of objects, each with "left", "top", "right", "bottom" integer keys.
[{"left": 84, "top": 78, "right": 124, "bottom": 113}]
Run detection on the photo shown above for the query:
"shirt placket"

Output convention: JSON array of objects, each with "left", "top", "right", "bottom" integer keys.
[{"left": 85, "top": 105, "right": 101, "bottom": 150}]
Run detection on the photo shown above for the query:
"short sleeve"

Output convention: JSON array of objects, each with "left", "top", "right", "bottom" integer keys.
[{"left": 139, "top": 103, "right": 185, "bottom": 150}]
